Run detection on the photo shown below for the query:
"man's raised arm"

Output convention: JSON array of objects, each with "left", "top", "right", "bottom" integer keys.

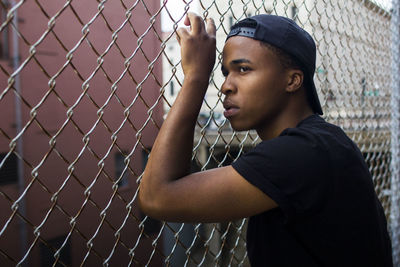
[{"left": 138, "top": 13, "right": 276, "bottom": 223}]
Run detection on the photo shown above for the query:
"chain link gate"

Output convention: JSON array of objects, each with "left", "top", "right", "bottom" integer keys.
[{"left": 0, "top": 0, "right": 399, "bottom": 266}]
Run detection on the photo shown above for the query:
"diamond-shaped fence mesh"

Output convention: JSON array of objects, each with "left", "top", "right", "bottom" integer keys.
[{"left": 0, "top": 0, "right": 399, "bottom": 266}]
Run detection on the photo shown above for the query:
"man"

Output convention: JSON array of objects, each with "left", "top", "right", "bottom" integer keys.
[{"left": 138, "top": 13, "right": 393, "bottom": 266}]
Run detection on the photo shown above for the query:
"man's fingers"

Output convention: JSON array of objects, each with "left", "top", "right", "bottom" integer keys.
[
  {"left": 186, "top": 12, "right": 205, "bottom": 34},
  {"left": 184, "top": 14, "right": 190, "bottom": 26},
  {"left": 206, "top": 18, "right": 216, "bottom": 38},
  {"left": 176, "top": 27, "right": 189, "bottom": 45}
]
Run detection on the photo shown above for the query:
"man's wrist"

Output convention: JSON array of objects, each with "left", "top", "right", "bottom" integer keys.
[{"left": 183, "top": 73, "right": 210, "bottom": 88}]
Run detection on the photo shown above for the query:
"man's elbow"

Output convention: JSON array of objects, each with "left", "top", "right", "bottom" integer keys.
[
  {"left": 137, "top": 190, "right": 153, "bottom": 216},
  {"left": 137, "top": 190, "right": 166, "bottom": 221}
]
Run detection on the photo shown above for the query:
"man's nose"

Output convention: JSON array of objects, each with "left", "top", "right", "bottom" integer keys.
[{"left": 221, "top": 76, "right": 236, "bottom": 95}]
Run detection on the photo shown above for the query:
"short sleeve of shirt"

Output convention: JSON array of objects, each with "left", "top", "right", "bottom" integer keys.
[{"left": 232, "top": 128, "right": 331, "bottom": 221}]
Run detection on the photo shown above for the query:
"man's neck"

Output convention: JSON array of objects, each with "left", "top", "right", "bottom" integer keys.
[{"left": 256, "top": 106, "right": 314, "bottom": 140}]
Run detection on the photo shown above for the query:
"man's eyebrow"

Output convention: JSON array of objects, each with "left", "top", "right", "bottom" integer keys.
[
  {"left": 221, "top": 58, "right": 252, "bottom": 73},
  {"left": 230, "top": 58, "right": 252, "bottom": 65}
]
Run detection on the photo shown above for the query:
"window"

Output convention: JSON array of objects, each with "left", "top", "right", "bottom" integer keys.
[
  {"left": 291, "top": 5, "right": 299, "bottom": 21},
  {"left": 40, "top": 235, "right": 71, "bottom": 267},
  {"left": 361, "top": 77, "right": 367, "bottom": 92},
  {"left": 208, "top": 148, "right": 245, "bottom": 169},
  {"left": 142, "top": 149, "right": 150, "bottom": 170},
  {"left": 115, "top": 152, "right": 129, "bottom": 187},
  {"left": 0, "top": 152, "right": 18, "bottom": 185},
  {"left": 170, "top": 81, "right": 175, "bottom": 96},
  {"left": 362, "top": 151, "right": 391, "bottom": 186},
  {"left": 0, "top": 1, "right": 10, "bottom": 59},
  {"left": 361, "top": 77, "right": 367, "bottom": 105},
  {"left": 361, "top": 77, "right": 380, "bottom": 98},
  {"left": 140, "top": 148, "right": 161, "bottom": 235},
  {"left": 327, "top": 89, "right": 335, "bottom": 101}
]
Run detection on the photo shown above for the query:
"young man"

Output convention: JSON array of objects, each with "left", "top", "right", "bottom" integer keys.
[{"left": 138, "top": 13, "right": 393, "bottom": 266}]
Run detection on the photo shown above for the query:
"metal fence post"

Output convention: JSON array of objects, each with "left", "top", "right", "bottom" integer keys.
[
  {"left": 10, "top": 1, "right": 28, "bottom": 266},
  {"left": 390, "top": 0, "right": 400, "bottom": 265}
]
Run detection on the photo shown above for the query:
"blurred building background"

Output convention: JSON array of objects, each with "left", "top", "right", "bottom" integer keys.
[
  {"left": 0, "top": 0, "right": 398, "bottom": 266},
  {"left": 161, "top": 0, "right": 394, "bottom": 265}
]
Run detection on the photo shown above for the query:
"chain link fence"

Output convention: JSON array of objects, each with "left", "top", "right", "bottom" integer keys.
[{"left": 0, "top": 0, "right": 399, "bottom": 266}]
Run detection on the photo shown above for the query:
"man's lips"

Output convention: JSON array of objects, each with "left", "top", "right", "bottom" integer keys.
[{"left": 223, "top": 100, "right": 239, "bottom": 118}]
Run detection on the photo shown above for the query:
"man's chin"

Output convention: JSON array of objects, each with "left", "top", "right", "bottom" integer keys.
[{"left": 229, "top": 123, "right": 252, "bottom": 132}]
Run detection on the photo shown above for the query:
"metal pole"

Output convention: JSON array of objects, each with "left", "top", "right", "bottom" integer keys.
[
  {"left": 10, "top": 0, "right": 28, "bottom": 265},
  {"left": 390, "top": 0, "right": 400, "bottom": 265}
]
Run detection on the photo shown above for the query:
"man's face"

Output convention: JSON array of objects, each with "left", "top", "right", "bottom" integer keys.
[{"left": 221, "top": 36, "right": 290, "bottom": 134}]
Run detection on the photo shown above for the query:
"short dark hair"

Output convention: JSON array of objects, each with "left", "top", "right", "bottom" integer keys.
[
  {"left": 259, "top": 41, "right": 304, "bottom": 81},
  {"left": 260, "top": 42, "right": 301, "bottom": 69},
  {"left": 259, "top": 41, "right": 316, "bottom": 110}
]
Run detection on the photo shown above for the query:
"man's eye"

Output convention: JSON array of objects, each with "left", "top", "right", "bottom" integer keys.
[{"left": 239, "top": 66, "right": 250, "bottom": 73}]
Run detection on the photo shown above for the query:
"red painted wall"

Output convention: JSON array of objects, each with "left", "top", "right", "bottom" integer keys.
[{"left": 0, "top": 1, "right": 164, "bottom": 266}]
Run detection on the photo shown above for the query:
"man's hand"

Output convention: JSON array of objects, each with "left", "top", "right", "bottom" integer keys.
[{"left": 176, "top": 13, "right": 216, "bottom": 81}]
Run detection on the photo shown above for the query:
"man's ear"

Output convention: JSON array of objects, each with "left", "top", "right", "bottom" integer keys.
[{"left": 286, "top": 69, "right": 304, "bottom": 93}]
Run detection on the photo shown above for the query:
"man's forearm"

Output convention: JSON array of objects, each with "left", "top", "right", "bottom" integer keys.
[
  {"left": 145, "top": 76, "right": 208, "bottom": 182},
  {"left": 138, "top": 13, "right": 216, "bottom": 213}
]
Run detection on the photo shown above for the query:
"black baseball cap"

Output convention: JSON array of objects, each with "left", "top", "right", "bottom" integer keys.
[{"left": 226, "top": 14, "right": 323, "bottom": 115}]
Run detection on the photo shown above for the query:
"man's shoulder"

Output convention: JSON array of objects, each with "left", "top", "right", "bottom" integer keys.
[
  {"left": 281, "top": 114, "right": 353, "bottom": 151},
  {"left": 254, "top": 115, "right": 333, "bottom": 153},
  {"left": 287, "top": 114, "right": 342, "bottom": 136},
  {"left": 245, "top": 114, "right": 356, "bottom": 168}
]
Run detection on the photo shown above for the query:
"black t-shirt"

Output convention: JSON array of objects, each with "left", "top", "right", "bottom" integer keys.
[{"left": 232, "top": 115, "right": 393, "bottom": 267}]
